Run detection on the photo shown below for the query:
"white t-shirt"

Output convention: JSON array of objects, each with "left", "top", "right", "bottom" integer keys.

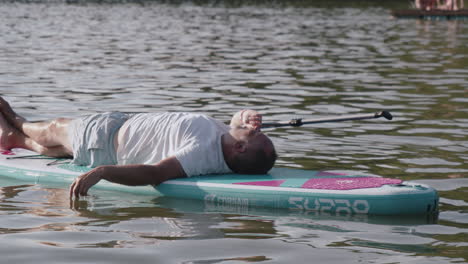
[{"left": 116, "top": 113, "right": 232, "bottom": 177}]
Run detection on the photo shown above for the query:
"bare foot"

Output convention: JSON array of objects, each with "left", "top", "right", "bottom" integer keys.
[
  {"left": 0, "top": 112, "right": 26, "bottom": 150},
  {"left": 0, "top": 97, "right": 26, "bottom": 131}
]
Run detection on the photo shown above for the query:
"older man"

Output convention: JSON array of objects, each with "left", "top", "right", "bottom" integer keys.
[{"left": 0, "top": 97, "right": 276, "bottom": 199}]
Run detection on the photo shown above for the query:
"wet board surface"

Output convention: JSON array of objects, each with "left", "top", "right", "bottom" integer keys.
[{"left": 0, "top": 148, "right": 439, "bottom": 215}]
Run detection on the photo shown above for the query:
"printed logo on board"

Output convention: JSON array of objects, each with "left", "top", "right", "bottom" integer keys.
[
  {"left": 288, "top": 197, "right": 370, "bottom": 214},
  {"left": 204, "top": 194, "right": 249, "bottom": 214}
]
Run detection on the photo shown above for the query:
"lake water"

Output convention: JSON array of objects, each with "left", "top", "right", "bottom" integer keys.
[{"left": 0, "top": 1, "right": 467, "bottom": 263}]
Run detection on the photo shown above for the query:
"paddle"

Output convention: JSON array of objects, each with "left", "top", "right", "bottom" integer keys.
[{"left": 261, "top": 111, "right": 393, "bottom": 128}]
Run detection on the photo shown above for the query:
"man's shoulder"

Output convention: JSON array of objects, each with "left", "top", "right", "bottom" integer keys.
[{"left": 188, "top": 114, "right": 229, "bottom": 132}]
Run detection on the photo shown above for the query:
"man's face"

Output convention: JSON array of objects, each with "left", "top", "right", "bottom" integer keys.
[
  {"left": 229, "top": 127, "right": 274, "bottom": 153},
  {"left": 229, "top": 126, "right": 261, "bottom": 142}
]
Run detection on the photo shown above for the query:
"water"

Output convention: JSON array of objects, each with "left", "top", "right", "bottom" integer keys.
[{"left": 0, "top": 1, "right": 467, "bottom": 263}]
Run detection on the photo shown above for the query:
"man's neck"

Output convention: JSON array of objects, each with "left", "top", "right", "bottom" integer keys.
[{"left": 221, "top": 133, "right": 236, "bottom": 172}]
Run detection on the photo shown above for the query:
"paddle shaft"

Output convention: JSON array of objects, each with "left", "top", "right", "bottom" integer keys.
[{"left": 261, "top": 111, "right": 393, "bottom": 128}]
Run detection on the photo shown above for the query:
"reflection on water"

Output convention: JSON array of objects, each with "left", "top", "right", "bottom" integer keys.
[
  {"left": 0, "top": 1, "right": 467, "bottom": 263},
  {"left": 0, "top": 184, "right": 454, "bottom": 260}
]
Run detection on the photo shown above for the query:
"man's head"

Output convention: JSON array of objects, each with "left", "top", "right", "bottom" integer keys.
[{"left": 223, "top": 127, "right": 277, "bottom": 174}]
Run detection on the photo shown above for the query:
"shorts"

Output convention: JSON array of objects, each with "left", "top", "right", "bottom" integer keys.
[{"left": 68, "top": 112, "right": 130, "bottom": 167}]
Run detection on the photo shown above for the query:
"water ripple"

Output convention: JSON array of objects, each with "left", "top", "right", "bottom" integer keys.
[{"left": 0, "top": 2, "right": 467, "bottom": 263}]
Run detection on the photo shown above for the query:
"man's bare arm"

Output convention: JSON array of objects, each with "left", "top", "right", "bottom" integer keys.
[{"left": 69, "top": 156, "right": 187, "bottom": 199}]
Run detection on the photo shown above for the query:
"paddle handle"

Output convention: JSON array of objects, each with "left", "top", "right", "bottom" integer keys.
[{"left": 261, "top": 111, "right": 393, "bottom": 128}]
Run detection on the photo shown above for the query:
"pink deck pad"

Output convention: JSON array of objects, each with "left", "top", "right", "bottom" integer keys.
[
  {"left": 301, "top": 177, "right": 403, "bottom": 190},
  {"left": 0, "top": 150, "right": 15, "bottom": 155},
  {"left": 315, "top": 171, "right": 347, "bottom": 177}
]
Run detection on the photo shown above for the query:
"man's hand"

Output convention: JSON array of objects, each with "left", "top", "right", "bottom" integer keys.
[
  {"left": 230, "top": 110, "right": 262, "bottom": 131},
  {"left": 70, "top": 166, "right": 105, "bottom": 199},
  {"left": 242, "top": 110, "right": 262, "bottom": 131}
]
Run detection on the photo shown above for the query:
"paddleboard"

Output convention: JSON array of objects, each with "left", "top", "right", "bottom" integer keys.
[{"left": 0, "top": 148, "right": 438, "bottom": 215}]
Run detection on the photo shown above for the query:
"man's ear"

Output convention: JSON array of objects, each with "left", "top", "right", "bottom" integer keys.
[{"left": 234, "top": 141, "right": 247, "bottom": 153}]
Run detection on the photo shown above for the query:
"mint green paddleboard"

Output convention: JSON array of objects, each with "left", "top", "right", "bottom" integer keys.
[{"left": 0, "top": 148, "right": 438, "bottom": 215}]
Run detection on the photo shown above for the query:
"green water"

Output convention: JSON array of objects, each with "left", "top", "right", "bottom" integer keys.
[{"left": 0, "top": 1, "right": 467, "bottom": 263}]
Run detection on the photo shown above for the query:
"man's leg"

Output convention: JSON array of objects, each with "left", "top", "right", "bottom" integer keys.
[
  {"left": 0, "top": 97, "right": 73, "bottom": 156},
  {"left": 0, "top": 112, "right": 71, "bottom": 157},
  {"left": 16, "top": 118, "right": 73, "bottom": 152}
]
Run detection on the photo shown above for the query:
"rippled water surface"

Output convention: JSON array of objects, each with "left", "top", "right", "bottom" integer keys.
[{"left": 0, "top": 1, "right": 467, "bottom": 263}]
